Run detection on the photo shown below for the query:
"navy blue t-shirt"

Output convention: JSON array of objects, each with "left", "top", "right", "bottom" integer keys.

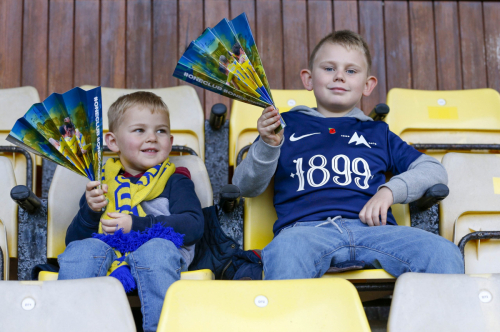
[{"left": 272, "top": 111, "right": 422, "bottom": 235}]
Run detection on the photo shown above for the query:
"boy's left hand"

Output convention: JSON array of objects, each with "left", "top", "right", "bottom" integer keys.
[
  {"left": 359, "top": 187, "right": 394, "bottom": 226},
  {"left": 101, "top": 213, "right": 132, "bottom": 234}
]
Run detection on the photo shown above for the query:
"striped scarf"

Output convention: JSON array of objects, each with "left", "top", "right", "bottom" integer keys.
[{"left": 93, "top": 157, "right": 183, "bottom": 292}]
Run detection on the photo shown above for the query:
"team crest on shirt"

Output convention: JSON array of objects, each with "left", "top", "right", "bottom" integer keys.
[{"left": 340, "top": 132, "right": 376, "bottom": 148}]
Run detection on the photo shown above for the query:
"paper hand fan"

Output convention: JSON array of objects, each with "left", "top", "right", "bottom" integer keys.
[
  {"left": 8, "top": 86, "right": 103, "bottom": 181},
  {"left": 173, "top": 12, "right": 285, "bottom": 129}
]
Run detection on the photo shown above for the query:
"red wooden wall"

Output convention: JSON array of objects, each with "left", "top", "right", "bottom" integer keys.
[{"left": 1, "top": 0, "right": 499, "bottom": 118}]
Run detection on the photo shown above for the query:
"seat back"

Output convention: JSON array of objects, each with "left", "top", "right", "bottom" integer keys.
[
  {"left": 388, "top": 273, "right": 500, "bottom": 332},
  {"left": 441, "top": 153, "right": 500, "bottom": 273},
  {"left": 47, "top": 155, "right": 212, "bottom": 258},
  {"left": 81, "top": 85, "right": 205, "bottom": 160},
  {"left": 244, "top": 181, "right": 409, "bottom": 251},
  {"left": 0, "top": 86, "right": 40, "bottom": 186},
  {"left": 386, "top": 88, "right": 500, "bottom": 161},
  {"left": 229, "top": 89, "right": 316, "bottom": 166},
  {"left": 158, "top": 278, "right": 370, "bottom": 332},
  {"left": 0, "top": 157, "right": 19, "bottom": 279},
  {"left": 0, "top": 277, "right": 135, "bottom": 331}
]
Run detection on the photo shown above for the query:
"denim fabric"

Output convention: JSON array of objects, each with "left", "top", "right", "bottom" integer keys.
[
  {"left": 58, "top": 238, "right": 186, "bottom": 332},
  {"left": 262, "top": 218, "right": 464, "bottom": 280}
]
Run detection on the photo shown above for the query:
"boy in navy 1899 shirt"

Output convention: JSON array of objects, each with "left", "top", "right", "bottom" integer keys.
[{"left": 233, "top": 30, "right": 463, "bottom": 279}]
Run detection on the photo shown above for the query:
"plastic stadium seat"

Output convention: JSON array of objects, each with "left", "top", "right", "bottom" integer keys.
[
  {"left": 0, "top": 157, "right": 19, "bottom": 279},
  {"left": 42, "top": 155, "right": 214, "bottom": 280},
  {"left": 157, "top": 278, "right": 371, "bottom": 332},
  {"left": 243, "top": 181, "right": 395, "bottom": 292},
  {"left": 0, "top": 277, "right": 136, "bottom": 331},
  {"left": 229, "top": 89, "right": 316, "bottom": 167},
  {"left": 388, "top": 273, "right": 500, "bottom": 332},
  {"left": 386, "top": 89, "right": 500, "bottom": 226},
  {"left": 441, "top": 153, "right": 500, "bottom": 274},
  {"left": 385, "top": 88, "right": 500, "bottom": 161},
  {"left": 0, "top": 86, "right": 39, "bottom": 187},
  {"left": 81, "top": 85, "right": 205, "bottom": 160}
]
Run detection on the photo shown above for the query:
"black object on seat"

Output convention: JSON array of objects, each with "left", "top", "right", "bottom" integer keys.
[
  {"left": 10, "top": 185, "right": 42, "bottom": 214},
  {"left": 368, "top": 103, "right": 390, "bottom": 121}
]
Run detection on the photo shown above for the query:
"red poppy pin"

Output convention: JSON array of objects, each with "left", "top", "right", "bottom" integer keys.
[{"left": 329, "top": 128, "right": 336, "bottom": 134}]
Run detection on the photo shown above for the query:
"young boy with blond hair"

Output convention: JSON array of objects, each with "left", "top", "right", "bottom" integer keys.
[
  {"left": 233, "top": 30, "right": 463, "bottom": 279},
  {"left": 58, "top": 91, "right": 204, "bottom": 332}
]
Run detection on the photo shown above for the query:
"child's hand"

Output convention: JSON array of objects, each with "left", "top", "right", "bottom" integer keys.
[
  {"left": 101, "top": 213, "right": 132, "bottom": 234},
  {"left": 359, "top": 187, "right": 394, "bottom": 226},
  {"left": 257, "top": 106, "right": 283, "bottom": 146},
  {"left": 86, "top": 181, "right": 108, "bottom": 212}
]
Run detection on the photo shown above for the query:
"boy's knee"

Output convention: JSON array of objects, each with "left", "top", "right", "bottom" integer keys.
[
  {"left": 263, "top": 228, "right": 314, "bottom": 262},
  {"left": 419, "top": 237, "right": 464, "bottom": 274},
  {"left": 63, "top": 238, "right": 112, "bottom": 257},
  {"left": 134, "top": 238, "right": 181, "bottom": 259}
]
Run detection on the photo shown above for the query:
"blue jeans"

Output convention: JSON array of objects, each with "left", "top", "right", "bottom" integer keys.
[
  {"left": 262, "top": 218, "right": 464, "bottom": 280},
  {"left": 58, "top": 238, "right": 186, "bottom": 332}
]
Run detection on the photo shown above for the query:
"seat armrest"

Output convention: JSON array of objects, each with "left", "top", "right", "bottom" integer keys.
[
  {"left": 10, "top": 185, "right": 42, "bottom": 214},
  {"left": 218, "top": 184, "right": 241, "bottom": 213},
  {"left": 209, "top": 103, "right": 227, "bottom": 130},
  {"left": 368, "top": 103, "right": 390, "bottom": 121},
  {"left": 413, "top": 183, "right": 449, "bottom": 212},
  {"left": 0, "top": 246, "right": 3, "bottom": 280},
  {"left": 458, "top": 231, "right": 500, "bottom": 257}
]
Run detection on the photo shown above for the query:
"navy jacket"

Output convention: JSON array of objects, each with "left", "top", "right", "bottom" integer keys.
[{"left": 65, "top": 173, "right": 204, "bottom": 247}]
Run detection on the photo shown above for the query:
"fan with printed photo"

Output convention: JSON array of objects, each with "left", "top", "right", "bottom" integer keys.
[
  {"left": 174, "top": 12, "right": 285, "bottom": 130},
  {"left": 7, "top": 86, "right": 103, "bottom": 182}
]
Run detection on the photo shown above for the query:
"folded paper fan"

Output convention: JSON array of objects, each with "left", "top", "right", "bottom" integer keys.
[
  {"left": 8, "top": 87, "right": 103, "bottom": 181},
  {"left": 173, "top": 12, "right": 285, "bottom": 129}
]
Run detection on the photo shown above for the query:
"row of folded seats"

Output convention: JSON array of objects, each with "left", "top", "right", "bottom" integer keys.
[{"left": 0, "top": 86, "right": 499, "bottom": 330}]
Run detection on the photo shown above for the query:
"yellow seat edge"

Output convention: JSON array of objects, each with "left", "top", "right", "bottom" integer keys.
[{"left": 39, "top": 269, "right": 215, "bottom": 281}]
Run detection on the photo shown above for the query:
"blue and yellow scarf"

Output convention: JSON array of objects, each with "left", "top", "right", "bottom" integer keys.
[{"left": 92, "top": 158, "right": 184, "bottom": 292}]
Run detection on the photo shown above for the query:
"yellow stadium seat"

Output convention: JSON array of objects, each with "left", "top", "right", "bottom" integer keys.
[
  {"left": 157, "top": 278, "right": 371, "bottom": 332},
  {"left": 81, "top": 85, "right": 205, "bottom": 160},
  {"left": 386, "top": 88, "right": 500, "bottom": 162},
  {"left": 0, "top": 157, "right": 18, "bottom": 280},
  {"left": 0, "top": 86, "right": 39, "bottom": 188},
  {"left": 0, "top": 277, "right": 136, "bottom": 331},
  {"left": 441, "top": 153, "right": 500, "bottom": 274},
  {"left": 45, "top": 155, "right": 214, "bottom": 280},
  {"left": 388, "top": 273, "right": 500, "bottom": 332},
  {"left": 243, "top": 181, "right": 395, "bottom": 295},
  {"left": 386, "top": 88, "right": 500, "bottom": 235},
  {"left": 229, "top": 89, "right": 316, "bottom": 167},
  {"left": 41, "top": 158, "right": 215, "bottom": 302}
]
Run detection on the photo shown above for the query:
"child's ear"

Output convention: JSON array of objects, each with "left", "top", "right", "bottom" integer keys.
[
  {"left": 105, "top": 132, "right": 120, "bottom": 153},
  {"left": 300, "top": 69, "right": 314, "bottom": 91},
  {"left": 363, "top": 75, "right": 378, "bottom": 97}
]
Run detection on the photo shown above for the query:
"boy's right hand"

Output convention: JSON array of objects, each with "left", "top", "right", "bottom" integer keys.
[
  {"left": 257, "top": 106, "right": 283, "bottom": 147},
  {"left": 86, "top": 181, "right": 108, "bottom": 212}
]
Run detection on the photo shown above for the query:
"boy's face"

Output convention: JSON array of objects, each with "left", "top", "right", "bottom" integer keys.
[
  {"left": 301, "top": 43, "right": 377, "bottom": 116},
  {"left": 106, "top": 105, "right": 173, "bottom": 175}
]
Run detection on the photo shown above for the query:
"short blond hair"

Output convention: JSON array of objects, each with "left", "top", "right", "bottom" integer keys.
[
  {"left": 309, "top": 30, "right": 372, "bottom": 74},
  {"left": 108, "top": 91, "right": 170, "bottom": 132}
]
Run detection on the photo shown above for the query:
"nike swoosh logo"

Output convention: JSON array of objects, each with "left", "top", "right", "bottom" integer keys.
[{"left": 289, "top": 132, "right": 321, "bottom": 142}]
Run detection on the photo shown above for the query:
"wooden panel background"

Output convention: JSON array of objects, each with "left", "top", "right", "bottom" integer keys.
[{"left": 1, "top": 0, "right": 500, "bottom": 119}]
